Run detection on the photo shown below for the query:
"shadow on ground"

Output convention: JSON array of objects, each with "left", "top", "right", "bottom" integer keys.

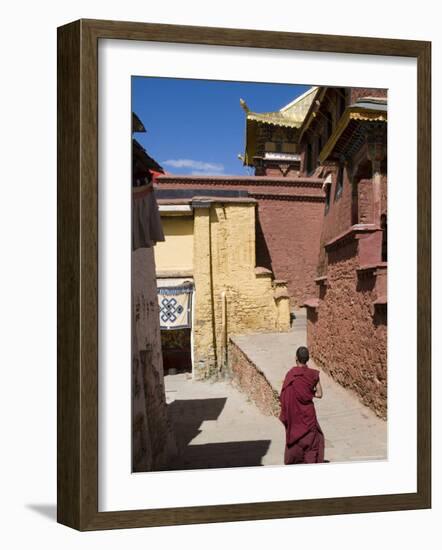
[{"left": 165, "top": 397, "right": 271, "bottom": 470}]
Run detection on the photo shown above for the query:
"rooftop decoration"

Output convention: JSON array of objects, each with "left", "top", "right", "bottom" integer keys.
[{"left": 241, "top": 87, "right": 319, "bottom": 165}]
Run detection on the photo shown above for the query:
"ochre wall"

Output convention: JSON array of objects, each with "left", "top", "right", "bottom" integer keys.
[
  {"left": 192, "top": 201, "right": 290, "bottom": 378},
  {"left": 154, "top": 215, "right": 194, "bottom": 273}
]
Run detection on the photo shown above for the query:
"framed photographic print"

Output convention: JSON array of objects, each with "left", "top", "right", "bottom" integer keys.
[{"left": 57, "top": 19, "right": 431, "bottom": 530}]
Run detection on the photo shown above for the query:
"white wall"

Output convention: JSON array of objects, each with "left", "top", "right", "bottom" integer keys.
[{"left": 0, "top": 0, "right": 439, "bottom": 547}]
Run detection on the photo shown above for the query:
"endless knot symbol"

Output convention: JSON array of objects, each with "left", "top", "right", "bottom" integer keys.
[{"left": 160, "top": 297, "right": 184, "bottom": 323}]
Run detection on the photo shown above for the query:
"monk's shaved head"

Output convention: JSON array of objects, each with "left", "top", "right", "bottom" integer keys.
[{"left": 296, "top": 346, "right": 309, "bottom": 365}]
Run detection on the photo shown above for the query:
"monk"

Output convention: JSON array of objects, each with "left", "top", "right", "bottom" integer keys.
[{"left": 279, "top": 346, "right": 325, "bottom": 464}]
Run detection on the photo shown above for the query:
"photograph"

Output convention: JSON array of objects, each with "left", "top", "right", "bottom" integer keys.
[{"left": 131, "top": 77, "right": 388, "bottom": 473}]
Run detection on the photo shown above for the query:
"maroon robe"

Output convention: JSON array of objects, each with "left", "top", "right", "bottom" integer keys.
[{"left": 279, "top": 365, "right": 324, "bottom": 464}]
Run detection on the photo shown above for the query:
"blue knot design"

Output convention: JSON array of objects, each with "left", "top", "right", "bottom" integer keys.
[{"left": 160, "top": 297, "right": 184, "bottom": 323}]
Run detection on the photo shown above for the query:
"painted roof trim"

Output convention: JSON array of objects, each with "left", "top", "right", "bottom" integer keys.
[
  {"left": 246, "top": 86, "right": 319, "bottom": 128},
  {"left": 319, "top": 105, "right": 387, "bottom": 163}
]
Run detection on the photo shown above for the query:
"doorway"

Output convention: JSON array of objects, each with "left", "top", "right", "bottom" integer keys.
[
  {"left": 157, "top": 278, "right": 194, "bottom": 375},
  {"left": 161, "top": 328, "right": 192, "bottom": 374}
]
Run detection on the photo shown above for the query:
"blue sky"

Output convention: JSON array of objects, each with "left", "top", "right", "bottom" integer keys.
[{"left": 132, "top": 77, "right": 310, "bottom": 176}]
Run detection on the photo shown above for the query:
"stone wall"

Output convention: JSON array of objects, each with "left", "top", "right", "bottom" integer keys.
[
  {"left": 228, "top": 339, "right": 280, "bottom": 416},
  {"left": 192, "top": 199, "right": 290, "bottom": 379},
  {"left": 301, "top": 89, "right": 388, "bottom": 418},
  {"left": 306, "top": 239, "right": 387, "bottom": 418},
  {"left": 304, "top": 145, "right": 388, "bottom": 418},
  {"left": 306, "top": 219, "right": 388, "bottom": 417}
]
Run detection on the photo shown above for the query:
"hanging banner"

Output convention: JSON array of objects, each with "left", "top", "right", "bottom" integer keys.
[{"left": 157, "top": 281, "right": 193, "bottom": 330}]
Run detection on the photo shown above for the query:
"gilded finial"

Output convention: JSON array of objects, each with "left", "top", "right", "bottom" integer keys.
[{"left": 240, "top": 98, "right": 250, "bottom": 113}]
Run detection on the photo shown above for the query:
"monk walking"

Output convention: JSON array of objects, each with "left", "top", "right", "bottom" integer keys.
[{"left": 279, "top": 346, "right": 325, "bottom": 464}]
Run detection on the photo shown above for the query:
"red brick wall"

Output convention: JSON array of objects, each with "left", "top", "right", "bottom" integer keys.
[
  {"left": 300, "top": 87, "right": 388, "bottom": 418},
  {"left": 324, "top": 166, "right": 353, "bottom": 241},
  {"left": 306, "top": 241, "right": 387, "bottom": 418},
  {"left": 305, "top": 140, "right": 387, "bottom": 418},
  {"left": 315, "top": 164, "right": 354, "bottom": 276},
  {"left": 156, "top": 176, "right": 324, "bottom": 308},
  {"left": 263, "top": 166, "right": 299, "bottom": 177}
]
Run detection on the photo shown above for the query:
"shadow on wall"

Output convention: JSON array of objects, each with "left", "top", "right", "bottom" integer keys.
[
  {"left": 163, "top": 397, "right": 271, "bottom": 470},
  {"left": 255, "top": 209, "right": 273, "bottom": 272},
  {"left": 327, "top": 240, "right": 358, "bottom": 265}
]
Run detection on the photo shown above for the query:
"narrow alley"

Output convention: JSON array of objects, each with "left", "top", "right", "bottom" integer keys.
[{"left": 164, "top": 310, "right": 387, "bottom": 470}]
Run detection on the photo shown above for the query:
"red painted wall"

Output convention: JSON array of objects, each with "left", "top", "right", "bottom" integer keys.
[
  {"left": 306, "top": 242, "right": 387, "bottom": 418},
  {"left": 255, "top": 197, "right": 323, "bottom": 306},
  {"left": 301, "top": 111, "right": 388, "bottom": 417}
]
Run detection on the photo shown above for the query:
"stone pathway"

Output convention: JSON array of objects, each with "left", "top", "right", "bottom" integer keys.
[
  {"left": 164, "top": 373, "right": 286, "bottom": 470},
  {"left": 164, "top": 310, "right": 387, "bottom": 470},
  {"left": 232, "top": 309, "right": 387, "bottom": 463}
]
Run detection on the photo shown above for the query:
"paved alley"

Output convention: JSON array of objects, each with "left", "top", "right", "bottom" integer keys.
[
  {"left": 164, "top": 309, "right": 387, "bottom": 470},
  {"left": 164, "top": 373, "right": 286, "bottom": 470}
]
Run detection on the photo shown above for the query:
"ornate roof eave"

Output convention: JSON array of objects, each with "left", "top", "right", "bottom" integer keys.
[
  {"left": 241, "top": 87, "right": 318, "bottom": 166},
  {"left": 243, "top": 116, "right": 304, "bottom": 165},
  {"left": 243, "top": 117, "right": 257, "bottom": 166},
  {"left": 246, "top": 112, "right": 303, "bottom": 129},
  {"left": 318, "top": 106, "right": 387, "bottom": 164},
  {"left": 298, "top": 87, "right": 328, "bottom": 141}
]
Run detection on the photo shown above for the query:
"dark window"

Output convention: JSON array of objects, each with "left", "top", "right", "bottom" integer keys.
[{"left": 335, "top": 164, "right": 344, "bottom": 200}]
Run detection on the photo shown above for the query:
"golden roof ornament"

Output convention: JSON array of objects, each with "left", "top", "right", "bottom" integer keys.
[{"left": 240, "top": 98, "right": 250, "bottom": 113}]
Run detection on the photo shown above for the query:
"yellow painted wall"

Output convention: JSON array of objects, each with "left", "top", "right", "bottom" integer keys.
[
  {"left": 154, "top": 216, "right": 194, "bottom": 273},
  {"left": 192, "top": 201, "right": 290, "bottom": 378},
  {"left": 153, "top": 203, "right": 290, "bottom": 379}
]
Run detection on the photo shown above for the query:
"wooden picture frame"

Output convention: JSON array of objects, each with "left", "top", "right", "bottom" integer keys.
[{"left": 57, "top": 18, "right": 431, "bottom": 531}]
